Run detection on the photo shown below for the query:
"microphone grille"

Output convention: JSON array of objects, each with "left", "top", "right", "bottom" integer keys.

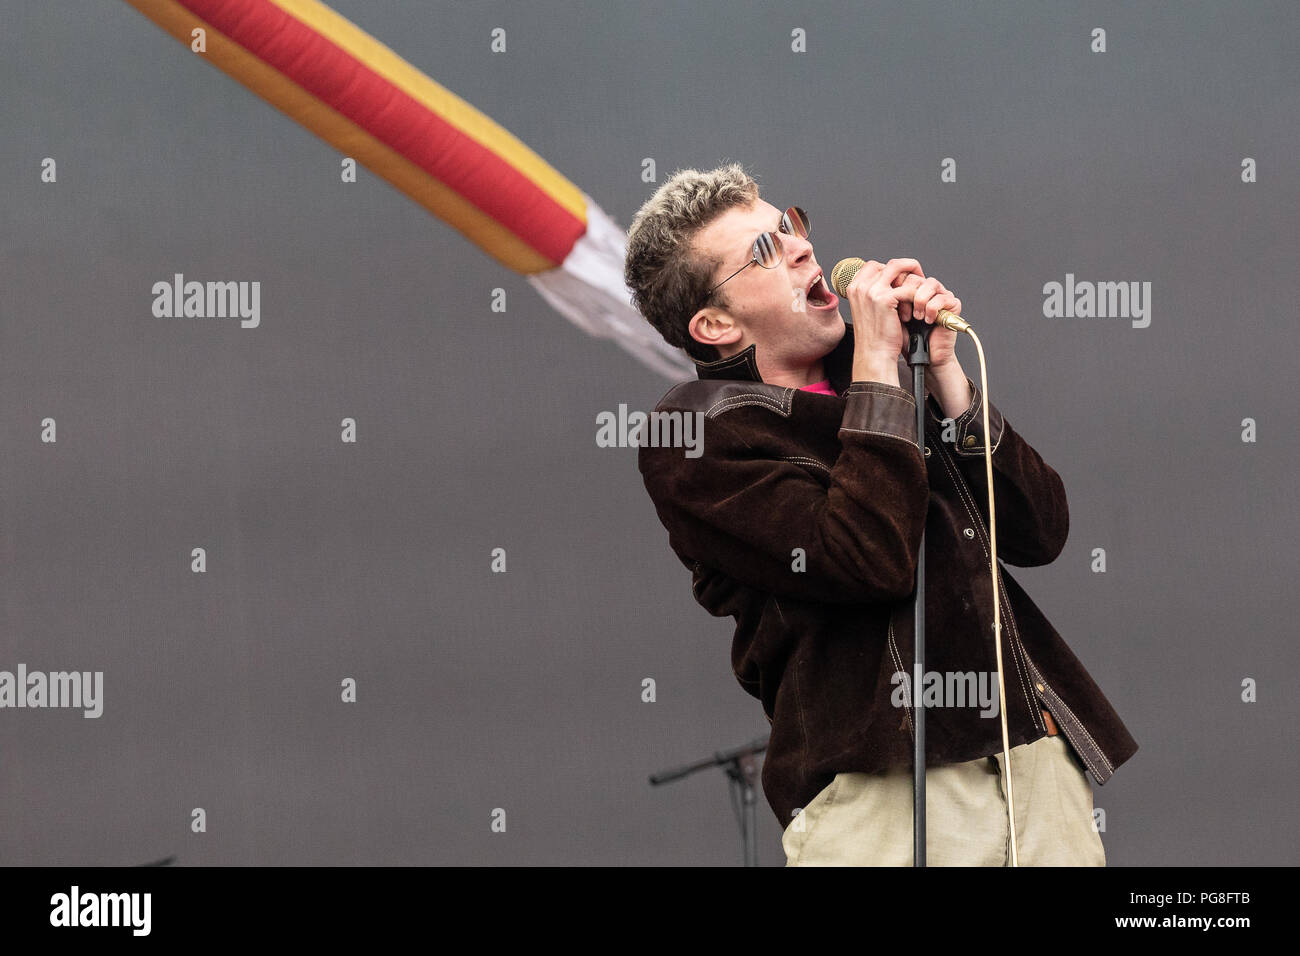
[{"left": 830, "top": 257, "right": 866, "bottom": 297}]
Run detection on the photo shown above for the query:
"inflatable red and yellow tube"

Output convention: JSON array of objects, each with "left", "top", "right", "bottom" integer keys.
[{"left": 122, "top": 0, "right": 588, "bottom": 274}]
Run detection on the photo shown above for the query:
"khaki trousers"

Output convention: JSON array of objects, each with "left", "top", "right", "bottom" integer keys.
[{"left": 782, "top": 734, "right": 1106, "bottom": 866}]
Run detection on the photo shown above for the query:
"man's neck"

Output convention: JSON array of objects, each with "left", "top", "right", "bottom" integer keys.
[{"left": 754, "top": 356, "right": 826, "bottom": 389}]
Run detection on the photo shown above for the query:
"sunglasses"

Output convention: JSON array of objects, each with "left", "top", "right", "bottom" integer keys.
[{"left": 700, "top": 206, "right": 810, "bottom": 307}]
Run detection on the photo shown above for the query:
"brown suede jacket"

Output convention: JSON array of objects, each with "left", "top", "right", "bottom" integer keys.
[{"left": 638, "top": 322, "right": 1138, "bottom": 829}]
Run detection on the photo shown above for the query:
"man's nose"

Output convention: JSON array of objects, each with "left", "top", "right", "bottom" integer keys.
[{"left": 786, "top": 233, "right": 813, "bottom": 266}]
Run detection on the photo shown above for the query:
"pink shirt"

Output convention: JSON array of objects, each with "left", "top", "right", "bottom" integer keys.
[{"left": 800, "top": 380, "right": 837, "bottom": 396}]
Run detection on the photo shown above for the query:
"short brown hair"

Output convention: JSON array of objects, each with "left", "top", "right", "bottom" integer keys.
[{"left": 624, "top": 163, "right": 760, "bottom": 362}]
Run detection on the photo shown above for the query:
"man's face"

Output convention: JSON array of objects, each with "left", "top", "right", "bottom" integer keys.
[{"left": 688, "top": 198, "right": 844, "bottom": 374}]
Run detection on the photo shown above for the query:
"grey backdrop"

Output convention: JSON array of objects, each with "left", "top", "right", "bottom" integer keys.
[{"left": 3, "top": 0, "right": 1297, "bottom": 865}]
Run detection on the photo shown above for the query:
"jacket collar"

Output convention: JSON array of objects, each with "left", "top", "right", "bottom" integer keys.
[{"left": 693, "top": 321, "right": 859, "bottom": 395}]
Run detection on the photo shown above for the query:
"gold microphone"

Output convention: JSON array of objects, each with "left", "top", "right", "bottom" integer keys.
[{"left": 829, "top": 257, "right": 972, "bottom": 333}]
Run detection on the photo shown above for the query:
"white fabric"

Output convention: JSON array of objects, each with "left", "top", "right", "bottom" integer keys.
[{"left": 527, "top": 193, "right": 695, "bottom": 380}]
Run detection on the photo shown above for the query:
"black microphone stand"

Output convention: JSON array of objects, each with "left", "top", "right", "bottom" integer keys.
[
  {"left": 649, "top": 736, "right": 768, "bottom": 866},
  {"left": 905, "top": 317, "right": 933, "bottom": 868}
]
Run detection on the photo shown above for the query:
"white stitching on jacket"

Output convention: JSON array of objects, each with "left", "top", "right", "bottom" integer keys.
[
  {"left": 707, "top": 391, "right": 794, "bottom": 418},
  {"left": 930, "top": 434, "right": 1040, "bottom": 717},
  {"left": 1040, "top": 685, "right": 1102, "bottom": 780},
  {"left": 1055, "top": 694, "right": 1113, "bottom": 775},
  {"left": 930, "top": 438, "right": 1041, "bottom": 733},
  {"left": 1029, "top": 662, "right": 1113, "bottom": 779},
  {"left": 780, "top": 455, "right": 832, "bottom": 474},
  {"left": 839, "top": 425, "right": 921, "bottom": 450},
  {"left": 1056, "top": 698, "right": 1106, "bottom": 778},
  {"left": 707, "top": 390, "right": 795, "bottom": 418},
  {"left": 845, "top": 383, "right": 917, "bottom": 405},
  {"left": 887, "top": 620, "right": 914, "bottom": 739},
  {"left": 931, "top": 437, "right": 1036, "bottom": 715},
  {"left": 951, "top": 379, "right": 1005, "bottom": 457}
]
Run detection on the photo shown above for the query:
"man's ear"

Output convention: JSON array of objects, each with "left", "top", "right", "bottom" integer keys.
[{"left": 688, "top": 308, "right": 743, "bottom": 355}]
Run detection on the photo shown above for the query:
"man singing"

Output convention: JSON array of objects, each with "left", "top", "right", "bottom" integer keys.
[{"left": 625, "top": 163, "right": 1137, "bottom": 866}]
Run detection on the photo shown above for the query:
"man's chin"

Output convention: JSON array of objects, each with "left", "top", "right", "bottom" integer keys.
[
  {"left": 822, "top": 309, "right": 846, "bottom": 340},
  {"left": 808, "top": 312, "right": 847, "bottom": 362}
]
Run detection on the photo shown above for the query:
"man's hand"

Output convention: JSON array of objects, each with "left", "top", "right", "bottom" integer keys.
[
  {"left": 845, "top": 258, "right": 969, "bottom": 400},
  {"left": 904, "top": 274, "right": 962, "bottom": 371},
  {"left": 899, "top": 270, "right": 972, "bottom": 416},
  {"left": 898, "top": 271, "right": 973, "bottom": 419},
  {"left": 845, "top": 258, "right": 925, "bottom": 384}
]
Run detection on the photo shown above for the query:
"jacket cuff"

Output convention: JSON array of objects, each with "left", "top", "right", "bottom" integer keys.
[
  {"left": 926, "top": 376, "right": 1003, "bottom": 457},
  {"left": 840, "top": 381, "right": 919, "bottom": 449}
]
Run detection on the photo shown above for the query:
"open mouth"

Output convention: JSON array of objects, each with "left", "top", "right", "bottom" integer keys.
[{"left": 806, "top": 273, "right": 838, "bottom": 310}]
